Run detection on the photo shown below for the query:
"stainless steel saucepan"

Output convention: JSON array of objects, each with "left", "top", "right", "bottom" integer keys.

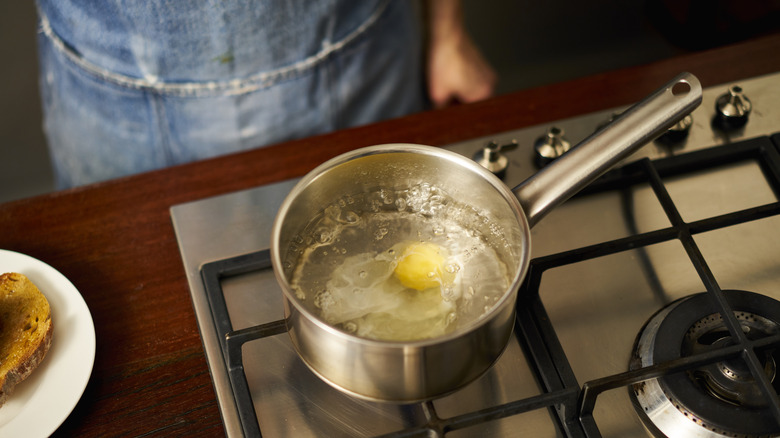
[{"left": 271, "top": 72, "right": 702, "bottom": 403}]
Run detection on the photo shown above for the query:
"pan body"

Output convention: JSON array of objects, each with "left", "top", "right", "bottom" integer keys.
[{"left": 271, "top": 144, "right": 529, "bottom": 402}]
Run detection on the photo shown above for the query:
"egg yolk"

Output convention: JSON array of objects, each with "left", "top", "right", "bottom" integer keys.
[{"left": 393, "top": 241, "right": 450, "bottom": 291}]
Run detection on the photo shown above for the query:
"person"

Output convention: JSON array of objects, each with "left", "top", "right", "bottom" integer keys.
[{"left": 36, "top": 0, "right": 496, "bottom": 189}]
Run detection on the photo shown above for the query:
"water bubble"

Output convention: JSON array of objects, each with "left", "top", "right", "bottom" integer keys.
[
  {"left": 442, "top": 286, "right": 457, "bottom": 301},
  {"left": 395, "top": 198, "right": 407, "bottom": 211},
  {"left": 324, "top": 204, "right": 341, "bottom": 220},
  {"left": 315, "top": 227, "right": 333, "bottom": 244},
  {"left": 445, "top": 263, "right": 460, "bottom": 274},
  {"left": 374, "top": 227, "right": 389, "bottom": 240},
  {"left": 446, "top": 312, "right": 457, "bottom": 325},
  {"left": 379, "top": 189, "right": 394, "bottom": 204},
  {"left": 359, "top": 271, "right": 368, "bottom": 279},
  {"left": 314, "top": 290, "right": 334, "bottom": 309},
  {"left": 343, "top": 321, "right": 358, "bottom": 333},
  {"left": 341, "top": 211, "right": 359, "bottom": 224},
  {"left": 432, "top": 225, "right": 445, "bottom": 236}
]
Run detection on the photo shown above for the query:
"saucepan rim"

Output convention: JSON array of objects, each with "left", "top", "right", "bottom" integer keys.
[{"left": 270, "top": 143, "right": 531, "bottom": 347}]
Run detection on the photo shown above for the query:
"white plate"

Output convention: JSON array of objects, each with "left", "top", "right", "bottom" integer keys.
[{"left": 0, "top": 249, "right": 96, "bottom": 437}]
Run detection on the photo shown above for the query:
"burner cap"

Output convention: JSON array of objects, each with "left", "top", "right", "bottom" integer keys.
[{"left": 630, "top": 290, "right": 780, "bottom": 438}]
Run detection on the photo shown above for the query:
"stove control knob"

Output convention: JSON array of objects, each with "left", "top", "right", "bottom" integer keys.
[
  {"left": 655, "top": 114, "right": 693, "bottom": 145},
  {"left": 714, "top": 85, "right": 751, "bottom": 130},
  {"left": 473, "top": 140, "right": 517, "bottom": 179},
  {"left": 534, "top": 127, "right": 571, "bottom": 168}
]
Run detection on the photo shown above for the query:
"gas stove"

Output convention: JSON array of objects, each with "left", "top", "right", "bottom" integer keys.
[{"left": 171, "top": 72, "right": 780, "bottom": 437}]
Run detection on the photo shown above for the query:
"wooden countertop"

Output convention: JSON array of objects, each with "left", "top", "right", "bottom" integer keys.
[{"left": 2, "top": 32, "right": 780, "bottom": 436}]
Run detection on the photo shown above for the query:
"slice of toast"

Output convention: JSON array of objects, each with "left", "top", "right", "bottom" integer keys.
[{"left": 0, "top": 272, "right": 53, "bottom": 407}]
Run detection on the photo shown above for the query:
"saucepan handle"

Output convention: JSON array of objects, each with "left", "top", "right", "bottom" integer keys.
[{"left": 512, "top": 72, "right": 702, "bottom": 228}]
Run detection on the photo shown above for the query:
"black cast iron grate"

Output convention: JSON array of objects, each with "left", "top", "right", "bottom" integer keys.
[{"left": 201, "top": 133, "right": 780, "bottom": 437}]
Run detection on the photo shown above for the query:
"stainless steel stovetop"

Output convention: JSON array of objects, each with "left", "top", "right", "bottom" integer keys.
[{"left": 171, "top": 73, "right": 780, "bottom": 437}]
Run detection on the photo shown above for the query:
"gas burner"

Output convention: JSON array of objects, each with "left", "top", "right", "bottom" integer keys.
[{"left": 630, "top": 290, "right": 780, "bottom": 438}]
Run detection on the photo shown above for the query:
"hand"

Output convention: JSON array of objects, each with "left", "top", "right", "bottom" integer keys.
[{"left": 424, "top": 0, "right": 497, "bottom": 108}]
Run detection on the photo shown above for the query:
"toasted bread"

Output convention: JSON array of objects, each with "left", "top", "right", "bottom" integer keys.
[{"left": 0, "top": 272, "right": 53, "bottom": 407}]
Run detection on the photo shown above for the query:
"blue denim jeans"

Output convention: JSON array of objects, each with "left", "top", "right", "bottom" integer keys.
[{"left": 36, "top": 0, "right": 425, "bottom": 189}]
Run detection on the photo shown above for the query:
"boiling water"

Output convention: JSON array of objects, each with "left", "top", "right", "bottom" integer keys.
[{"left": 288, "top": 183, "right": 513, "bottom": 341}]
